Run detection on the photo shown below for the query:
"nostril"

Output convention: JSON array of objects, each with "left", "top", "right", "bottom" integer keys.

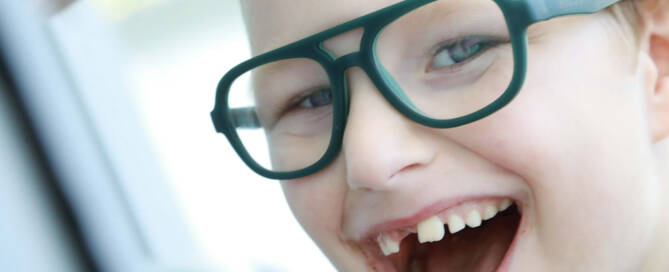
[{"left": 389, "top": 163, "right": 422, "bottom": 180}]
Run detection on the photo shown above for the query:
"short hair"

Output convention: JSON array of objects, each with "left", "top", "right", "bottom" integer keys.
[
  {"left": 610, "top": 1, "right": 642, "bottom": 42},
  {"left": 610, "top": 0, "right": 669, "bottom": 43}
]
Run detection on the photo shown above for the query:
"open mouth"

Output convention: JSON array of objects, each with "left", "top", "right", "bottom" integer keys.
[{"left": 361, "top": 199, "right": 522, "bottom": 272}]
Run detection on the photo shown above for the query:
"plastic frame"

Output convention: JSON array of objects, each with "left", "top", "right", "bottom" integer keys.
[{"left": 211, "top": 0, "right": 620, "bottom": 180}]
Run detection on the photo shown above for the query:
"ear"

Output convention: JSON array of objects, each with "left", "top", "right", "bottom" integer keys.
[{"left": 639, "top": 0, "right": 669, "bottom": 142}]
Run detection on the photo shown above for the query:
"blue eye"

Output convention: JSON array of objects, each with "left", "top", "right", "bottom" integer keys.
[
  {"left": 299, "top": 88, "right": 332, "bottom": 108},
  {"left": 431, "top": 37, "right": 497, "bottom": 70}
]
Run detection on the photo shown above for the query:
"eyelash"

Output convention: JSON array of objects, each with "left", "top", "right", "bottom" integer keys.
[
  {"left": 277, "top": 86, "right": 331, "bottom": 117},
  {"left": 428, "top": 36, "right": 508, "bottom": 73}
]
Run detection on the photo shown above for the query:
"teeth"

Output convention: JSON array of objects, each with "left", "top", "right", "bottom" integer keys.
[
  {"left": 377, "top": 234, "right": 401, "bottom": 256},
  {"left": 417, "top": 216, "right": 445, "bottom": 243},
  {"left": 500, "top": 198, "right": 513, "bottom": 211},
  {"left": 376, "top": 199, "right": 517, "bottom": 255},
  {"left": 465, "top": 210, "right": 482, "bottom": 228},
  {"left": 483, "top": 205, "right": 499, "bottom": 220},
  {"left": 447, "top": 214, "right": 466, "bottom": 234}
]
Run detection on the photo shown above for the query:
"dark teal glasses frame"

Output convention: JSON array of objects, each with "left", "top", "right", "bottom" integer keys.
[{"left": 211, "top": 0, "right": 620, "bottom": 180}]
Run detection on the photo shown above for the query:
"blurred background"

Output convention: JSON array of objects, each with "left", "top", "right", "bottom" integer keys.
[{"left": 0, "top": 0, "right": 334, "bottom": 271}]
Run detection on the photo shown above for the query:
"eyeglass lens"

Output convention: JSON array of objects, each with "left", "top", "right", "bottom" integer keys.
[{"left": 227, "top": 0, "right": 514, "bottom": 172}]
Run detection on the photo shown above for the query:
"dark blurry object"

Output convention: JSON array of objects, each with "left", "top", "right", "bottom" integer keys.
[
  {"left": 0, "top": 0, "right": 93, "bottom": 270},
  {"left": 0, "top": 1, "right": 203, "bottom": 271}
]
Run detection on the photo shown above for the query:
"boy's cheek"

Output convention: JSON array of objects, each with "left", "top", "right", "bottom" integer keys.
[{"left": 281, "top": 160, "right": 349, "bottom": 237}]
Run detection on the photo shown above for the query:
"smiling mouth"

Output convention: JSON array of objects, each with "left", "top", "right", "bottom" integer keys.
[{"left": 361, "top": 198, "right": 522, "bottom": 272}]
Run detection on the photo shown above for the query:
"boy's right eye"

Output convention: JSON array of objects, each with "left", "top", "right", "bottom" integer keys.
[
  {"left": 298, "top": 88, "right": 333, "bottom": 109},
  {"left": 267, "top": 85, "right": 333, "bottom": 133}
]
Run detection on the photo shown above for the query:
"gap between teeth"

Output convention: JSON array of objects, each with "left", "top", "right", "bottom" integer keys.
[{"left": 378, "top": 198, "right": 515, "bottom": 256}]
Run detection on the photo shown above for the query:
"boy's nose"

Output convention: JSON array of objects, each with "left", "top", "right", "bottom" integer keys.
[{"left": 343, "top": 67, "right": 434, "bottom": 191}]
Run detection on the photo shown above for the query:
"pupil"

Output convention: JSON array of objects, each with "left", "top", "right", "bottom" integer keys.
[
  {"left": 307, "top": 89, "right": 332, "bottom": 108},
  {"left": 450, "top": 39, "right": 482, "bottom": 63}
]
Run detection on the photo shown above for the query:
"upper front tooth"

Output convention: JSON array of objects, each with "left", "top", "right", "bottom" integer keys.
[
  {"left": 465, "top": 210, "right": 482, "bottom": 228},
  {"left": 377, "top": 234, "right": 400, "bottom": 256},
  {"left": 500, "top": 198, "right": 513, "bottom": 211},
  {"left": 483, "top": 205, "right": 499, "bottom": 220},
  {"left": 447, "top": 214, "right": 466, "bottom": 234},
  {"left": 417, "top": 216, "right": 445, "bottom": 243}
]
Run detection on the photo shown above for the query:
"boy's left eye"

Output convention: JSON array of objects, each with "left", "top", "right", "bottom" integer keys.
[{"left": 430, "top": 37, "right": 498, "bottom": 70}]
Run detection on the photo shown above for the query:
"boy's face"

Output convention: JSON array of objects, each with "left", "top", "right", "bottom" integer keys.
[{"left": 242, "top": 0, "right": 663, "bottom": 271}]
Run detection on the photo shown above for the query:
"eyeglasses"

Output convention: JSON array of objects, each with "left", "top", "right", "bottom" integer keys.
[{"left": 211, "top": 0, "right": 620, "bottom": 180}]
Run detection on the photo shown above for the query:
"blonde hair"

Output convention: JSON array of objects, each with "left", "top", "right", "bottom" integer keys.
[
  {"left": 610, "top": 0, "right": 669, "bottom": 41},
  {"left": 609, "top": 0, "right": 642, "bottom": 47},
  {"left": 607, "top": 0, "right": 669, "bottom": 68}
]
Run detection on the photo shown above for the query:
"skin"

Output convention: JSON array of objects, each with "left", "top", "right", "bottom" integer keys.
[{"left": 241, "top": 0, "right": 669, "bottom": 271}]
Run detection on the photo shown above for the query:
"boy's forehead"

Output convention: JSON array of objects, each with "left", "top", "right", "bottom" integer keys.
[{"left": 241, "top": 0, "right": 402, "bottom": 56}]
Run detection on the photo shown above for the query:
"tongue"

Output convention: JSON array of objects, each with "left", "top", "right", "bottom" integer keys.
[{"left": 420, "top": 207, "right": 520, "bottom": 272}]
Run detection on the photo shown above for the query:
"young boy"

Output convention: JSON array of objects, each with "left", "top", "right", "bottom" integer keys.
[{"left": 214, "top": 0, "right": 669, "bottom": 270}]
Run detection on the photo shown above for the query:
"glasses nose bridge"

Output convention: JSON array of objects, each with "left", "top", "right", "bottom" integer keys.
[
  {"left": 332, "top": 50, "right": 418, "bottom": 121},
  {"left": 320, "top": 25, "right": 378, "bottom": 89},
  {"left": 332, "top": 52, "right": 384, "bottom": 101},
  {"left": 333, "top": 51, "right": 365, "bottom": 71}
]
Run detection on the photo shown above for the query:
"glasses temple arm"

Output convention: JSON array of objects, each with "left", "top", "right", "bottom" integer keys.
[
  {"left": 230, "top": 107, "right": 262, "bottom": 129},
  {"left": 526, "top": 0, "right": 621, "bottom": 22}
]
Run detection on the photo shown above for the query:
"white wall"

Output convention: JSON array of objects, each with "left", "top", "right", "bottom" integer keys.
[{"left": 115, "top": 0, "right": 334, "bottom": 270}]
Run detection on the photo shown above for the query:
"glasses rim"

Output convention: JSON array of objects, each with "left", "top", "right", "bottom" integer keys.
[{"left": 211, "top": 0, "right": 621, "bottom": 180}]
